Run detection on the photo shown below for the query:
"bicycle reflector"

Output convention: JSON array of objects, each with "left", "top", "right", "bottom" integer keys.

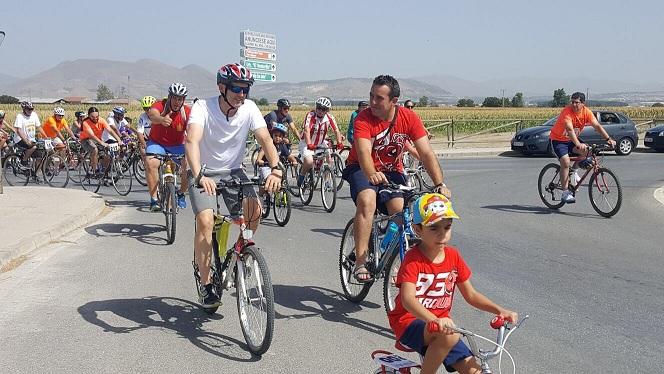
[{"left": 490, "top": 315, "right": 505, "bottom": 329}]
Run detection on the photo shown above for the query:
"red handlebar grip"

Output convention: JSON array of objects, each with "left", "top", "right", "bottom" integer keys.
[
  {"left": 427, "top": 321, "right": 440, "bottom": 333},
  {"left": 490, "top": 315, "right": 505, "bottom": 329}
]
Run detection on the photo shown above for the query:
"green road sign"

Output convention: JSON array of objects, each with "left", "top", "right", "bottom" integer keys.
[
  {"left": 253, "top": 71, "right": 277, "bottom": 82},
  {"left": 241, "top": 59, "right": 276, "bottom": 72}
]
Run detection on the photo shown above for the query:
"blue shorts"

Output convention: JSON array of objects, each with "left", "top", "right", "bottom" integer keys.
[
  {"left": 146, "top": 140, "right": 185, "bottom": 156},
  {"left": 342, "top": 163, "right": 407, "bottom": 215},
  {"left": 551, "top": 140, "right": 580, "bottom": 159},
  {"left": 400, "top": 319, "right": 473, "bottom": 372}
]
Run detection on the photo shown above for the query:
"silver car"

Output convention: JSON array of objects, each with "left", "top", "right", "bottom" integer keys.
[{"left": 511, "top": 111, "right": 639, "bottom": 156}]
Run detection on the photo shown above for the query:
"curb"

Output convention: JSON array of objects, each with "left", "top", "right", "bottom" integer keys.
[
  {"left": 436, "top": 149, "right": 511, "bottom": 159},
  {"left": 0, "top": 192, "right": 107, "bottom": 271},
  {"left": 654, "top": 186, "right": 664, "bottom": 207}
]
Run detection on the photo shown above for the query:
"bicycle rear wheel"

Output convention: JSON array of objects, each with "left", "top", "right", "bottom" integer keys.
[
  {"left": 339, "top": 218, "right": 374, "bottom": 303},
  {"left": 320, "top": 165, "right": 337, "bottom": 212},
  {"left": 261, "top": 192, "right": 271, "bottom": 219},
  {"left": 383, "top": 250, "right": 402, "bottom": 314},
  {"left": 42, "top": 153, "right": 69, "bottom": 188},
  {"left": 163, "top": 182, "right": 177, "bottom": 244},
  {"left": 67, "top": 152, "right": 82, "bottom": 184},
  {"left": 588, "top": 167, "right": 622, "bottom": 218},
  {"left": 273, "top": 188, "right": 291, "bottom": 226},
  {"left": 111, "top": 158, "right": 133, "bottom": 196},
  {"left": 286, "top": 159, "right": 301, "bottom": 197},
  {"left": 2, "top": 155, "right": 30, "bottom": 186},
  {"left": 538, "top": 163, "right": 565, "bottom": 209},
  {"left": 331, "top": 153, "right": 345, "bottom": 191},
  {"left": 299, "top": 169, "right": 315, "bottom": 205},
  {"left": 236, "top": 245, "right": 274, "bottom": 355},
  {"left": 133, "top": 156, "right": 147, "bottom": 186}
]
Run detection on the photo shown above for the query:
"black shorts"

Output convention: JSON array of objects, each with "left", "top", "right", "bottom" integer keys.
[{"left": 342, "top": 163, "right": 407, "bottom": 215}]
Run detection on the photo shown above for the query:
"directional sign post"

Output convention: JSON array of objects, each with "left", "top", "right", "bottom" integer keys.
[
  {"left": 253, "top": 72, "right": 277, "bottom": 82},
  {"left": 240, "top": 48, "right": 276, "bottom": 61},
  {"left": 241, "top": 31, "right": 276, "bottom": 51},
  {"left": 241, "top": 59, "right": 276, "bottom": 72}
]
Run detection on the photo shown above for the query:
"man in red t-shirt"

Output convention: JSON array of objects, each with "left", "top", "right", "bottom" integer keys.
[
  {"left": 549, "top": 92, "right": 616, "bottom": 203},
  {"left": 146, "top": 82, "right": 191, "bottom": 211},
  {"left": 342, "top": 75, "right": 450, "bottom": 282}
]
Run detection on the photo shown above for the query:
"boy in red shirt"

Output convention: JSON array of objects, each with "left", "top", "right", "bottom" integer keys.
[{"left": 388, "top": 193, "right": 518, "bottom": 374}]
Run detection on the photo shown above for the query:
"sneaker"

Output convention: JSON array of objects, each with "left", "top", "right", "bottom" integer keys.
[
  {"left": 177, "top": 193, "right": 187, "bottom": 209},
  {"left": 297, "top": 174, "right": 305, "bottom": 187},
  {"left": 561, "top": 190, "right": 576, "bottom": 204},
  {"left": 149, "top": 198, "right": 162, "bottom": 212},
  {"left": 199, "top": 283, "right": 221, "bottom": 308},
  {"left": 569, "top": 169, "right": 581, "bottom": 187}
]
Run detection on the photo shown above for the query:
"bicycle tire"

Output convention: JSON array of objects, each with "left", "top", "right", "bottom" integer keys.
[
  {"left": 133, "top": 155, "right": 148, "bottom": 186},
  {"left": 236, "top": 245, "right": 274, "bottom": 355},
  {"left": 78, "top": 157, "right": 101, "bottom": 193},
  {"left": 67, "top": 152, "right": 82, "bottom": 184},
  {"left": 321, "top": 165, "right": 337, "bottom": 212},
  {"left": 251, "top": 148, "right": 260, "bottom": 176},
  {"left": 42, "top": 153, "right": 69, "bottom": 188},
  {"left": 588, "top": 167, "right": 622, "bottom": 218},
  {"left": 111, "top": 159, "right": 133, "bottom": 196},
  {"left": 338, "top": 218, "right": 374, "bottom": 302},
  {"left": 299, "top": 169, "right": 315, "bottom": 205},
  {"left": 273, "top": 188, "right": 291, "bottom": 226},
  {"left": 286, "top": 159, "right": 301, "bottom": 197},
  {"left": 164, "top": 182, "right": 177, "bottom": 244},
  {"left": 2, "top": 155, "right": 30, "bottom": 186},
  {"left": 261, "top": 192, "right": 271, "bottom": 219},
  {"left": 331, "top": 153, "right": 345, "bottom": 191},
  {"left": 382, "top": 249, "right": 401, "bottom": 314},
  {"left": 417, "top": 163, "right": 435, "bottom": 190},
  {"left": 538, "top": 163, "right": 565, "bottom": 209}
]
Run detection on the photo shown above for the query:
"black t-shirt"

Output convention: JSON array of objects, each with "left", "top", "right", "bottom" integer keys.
[{"left": 264, "top": 110, "right": 293, "bottom": 131}]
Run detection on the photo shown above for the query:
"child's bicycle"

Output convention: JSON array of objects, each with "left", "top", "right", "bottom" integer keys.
[
  {"left": 372, "top": 315, "right": 529, "bottom": 374},
  {"left": 538, "top": 144, "right": 622, "bottom": 217},
  {"left": 192, "top": 167, "right": 275, "bottom": 355},
  {"left": 339, "top": 183, "right": 425, "bottom": 313},
  {"left": 299, "top": 144, "right": 338, "bottom": 212}
]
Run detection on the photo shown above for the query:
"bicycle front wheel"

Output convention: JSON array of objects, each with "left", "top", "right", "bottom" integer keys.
[
  {"left": 2, "top": 155, "right": 30, "bottom": 186},
  {"left": 164, "top": 182, "right": 177, "bottom": 244},
  {"left": 588, "top": 167, "right": 622, "bottom": 218},
  {"left": 382, "top": 250, "right": 401, "bottom": 314},
  {"left": 133, "top": 156, "right": 147, "bottom": 186},
  {"left": 111, "top": 159, "right": 133, "bottom": 196},
  {"left": 331, "top": 153, "right": 345, "bottom": 191},
  {"left": 236, "top": 245, "right": 274, "bottom": 355},
  {"left": 286, "top": 159, "right": 301, "bottom": 197},
  {"left": 67, "top": 152, "right": 82, "bottom": 184},
  {"left": 320, "top": 165, "right": 337, "bottom": 212},
  {"left": 339, "top": 218, "right": 373, "bottom": 303},
  {"left": 273, "top": 189, "right": 291, "bottom": 226},
  {"left": 261, "top": 192, "right": 271, "bottom": 219},
  {"left": 42, "top": 153, "right": 69, "bottom": 188},
  {"left": 78, "top": 157, "right": 101, "bottom": 193},
  {"left": 538, "top": 163, "right": 565, "bottom": 209},
  {"left": 299, "top": 169, "right": 315, "bottom": 205}
]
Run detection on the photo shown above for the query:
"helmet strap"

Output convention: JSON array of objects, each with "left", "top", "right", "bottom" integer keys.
[{"left": 219, "top": 87, "right": 239, "bottom": 121}]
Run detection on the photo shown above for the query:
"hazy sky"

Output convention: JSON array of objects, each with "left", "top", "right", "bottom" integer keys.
[{"left": 1, "top": 0, "right": 662, "bottom": 84}]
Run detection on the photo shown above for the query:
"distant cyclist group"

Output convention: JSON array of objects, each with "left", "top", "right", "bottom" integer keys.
[{"left": 2, "top": 61, "right": 624, "bottom": 371}]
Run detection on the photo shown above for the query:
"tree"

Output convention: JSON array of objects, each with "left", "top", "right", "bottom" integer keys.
[
  {"left": 511, "top": 92, "right": 524, "bottom": 107},
  {"left": 118, "top": 86, "right": 127, "bottom": 98},
  {"left": 482, "top": 97, "right": 503, "bottom": 107},
  {"left": 0, "top": 94, "right": 19, "bottom": 104},
  {"left": 652, "top": 102, "right": 664, "bottom": 107},
  {"left": 257, "top": 98, "right": 269, "bottom": 106},
  {"left": 456, "top": 98, "right": 475, "bottom": 107},
  {"left": 96, "top": 83, "right": 114, "bottom": 101},
  {"left": 551, "top": 88, "right": 569, "bottom": 107},
  {"left": 418, "top": 96, "right": 429, "bottom": 107}
]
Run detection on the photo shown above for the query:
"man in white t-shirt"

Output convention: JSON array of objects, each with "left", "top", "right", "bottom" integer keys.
[
  {"left": 13, "top": 101, "right": 41, "bottom": 164},
  {"left": 104, "top": 106, "right": 129, "bottom": 144},
  {"left": 185, "top": 63, "right": 283, "bottom": 309},
  {"left": 136, "top": 96, "right": 156, "bottom": 153}
]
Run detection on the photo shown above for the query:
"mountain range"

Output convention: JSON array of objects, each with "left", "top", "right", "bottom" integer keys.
[{"left": 1, "top": 59, "right": 663, "bottom": 104}]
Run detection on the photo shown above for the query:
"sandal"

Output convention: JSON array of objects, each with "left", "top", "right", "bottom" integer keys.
[{"left": 352, "top": 263, "right": 373, "bottom": 283}]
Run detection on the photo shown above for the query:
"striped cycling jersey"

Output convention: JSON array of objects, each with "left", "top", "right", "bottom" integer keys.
[{"left": 300, "top": 111, "right": 338, "bottom": 146}]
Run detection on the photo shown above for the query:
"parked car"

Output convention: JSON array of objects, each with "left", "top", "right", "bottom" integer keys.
[
  {"left": 644, "top": 125, "right": 664, "bottom": 152},
  {"left": 511, "top": 111, "right": 639, "bottom": 156}
]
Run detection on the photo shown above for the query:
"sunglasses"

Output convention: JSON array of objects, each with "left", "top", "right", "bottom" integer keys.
[
  {"left": 229, "top": 85, "right": 250, "bottom": 95},
  {"left": 405, "top": 105, "right": 414, "bottom": 109}
]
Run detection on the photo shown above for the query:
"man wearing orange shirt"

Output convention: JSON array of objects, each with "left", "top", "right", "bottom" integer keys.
[
  {"left": 549, "top": 92, "right": 616, "bottom": 203},
  {"left": 80, "top": 106, "right": 121, "bottom": 174},
  {"left": 42, "top": 107, "right": 75, "bottom": 154}
]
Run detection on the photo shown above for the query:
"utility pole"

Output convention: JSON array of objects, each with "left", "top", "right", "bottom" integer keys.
[{"left": 501, "top": 89, "right": 505, "bottom": 107}]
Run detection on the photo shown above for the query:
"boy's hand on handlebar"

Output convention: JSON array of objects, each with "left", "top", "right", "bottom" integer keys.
[
  {"left": 434, "top": 317, "right": 456, "bottom": 335},
  {"left": 198, "top": 175, "right": 216, "bottom": 196},
  {"left": 497, "top": 309, "right": 519, "bottom": 324}
]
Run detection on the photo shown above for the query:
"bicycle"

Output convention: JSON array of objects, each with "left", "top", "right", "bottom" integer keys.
[
  {"left": 298, "top": 144, "right": 337, "bottom": 212},
  {"left": 148, "top": 153, "right": 185, "bottom": 245},
  {"left": 78, "top": 142, "right": 132, "bottom": 195},
  {"left": 125, "top": 141, "right": 147, "bottom": 186},
  {"left": 328, "top": 140, "right": 346, "bottom": 191},
  {"left": 192, "top": 167, "right": 275, "bottom": 355},
  {"left": 339, "top": 183, "right": 425, "bottom": 313},
  {"left": 65, "top": 139, "right": 84, "bottom": 185},
  {"left": 404, "top": 161, "right": 435, "bottom": 192},
  {"left": 372, "top": 315, "right": 529, "bottom": 374},
  {"left": 538, "top": 144, "right": 622, "bottom": 217},
  {"left": 3, "top": 139, "right": 69, "bottom": 188},
  {"left": 258, "top": 166, "right": 292, "bottom": 227}
]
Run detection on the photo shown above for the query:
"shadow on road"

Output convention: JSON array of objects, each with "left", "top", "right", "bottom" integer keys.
[
  {"left": 85, "top": 223, "right": 169, "bottom": 245},
  {"left": 481, "top": 204, "right": 604, "bottom": 218},
  {"left": 310, "top": 227, "right": 343, "bottom": 238},
  {"left": 77, "top": 296, "right": 260, "bottom": 362},
  {"left": 105, "top": 199, "right": 151, "bottom": 213},
  {"left": 273, "top": 284, "right": 394, "bottom": 339}
]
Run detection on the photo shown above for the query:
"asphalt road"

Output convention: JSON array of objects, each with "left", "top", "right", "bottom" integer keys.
[{"left": 0, "top": 152, "right": 662, "bottom": 373}]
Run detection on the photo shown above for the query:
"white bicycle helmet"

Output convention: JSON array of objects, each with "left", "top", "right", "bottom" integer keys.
[
  {"left": 168, "top": 82, "right": 188, "bottom": 97},
  {"left": 315, "top": 97, "right": 332, "bottom": 110},
  {"left": 53, "top": 107, "right": 65, "bottom": 116}
]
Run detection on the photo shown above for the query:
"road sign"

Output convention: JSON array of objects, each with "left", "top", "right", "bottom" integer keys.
[
  {"left": 240, "top": 48, "right": 277, "bottom": 61},
  {"left": 241, "top": 30, "right": 276, "bottom": 51},
  {"left": 253, "top": 72, "right": 277, "bottom": 82},
  {"left": 242, "top": 59, "right": 276, "bottom": 72}
]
